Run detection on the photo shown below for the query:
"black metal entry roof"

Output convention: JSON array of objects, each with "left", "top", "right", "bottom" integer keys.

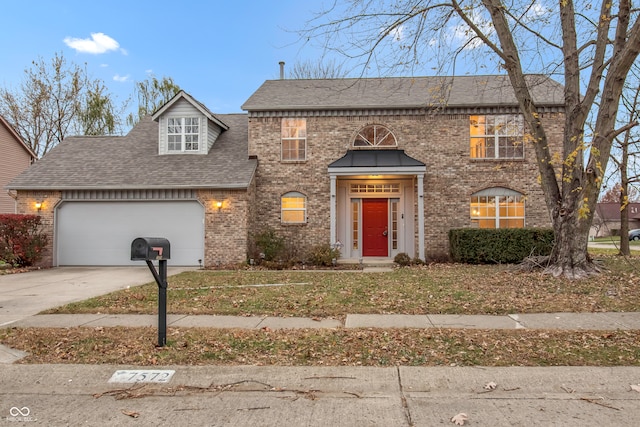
[{"left": 328, "top": 150, "right": 425, "bottom": 168}]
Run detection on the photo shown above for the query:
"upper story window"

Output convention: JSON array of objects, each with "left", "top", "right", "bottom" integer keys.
[
  {"left": 281, "top": 191, "right": 307, "bottom": 224},
  {"left": 470, "top": 187, "right": 524, "bottom": 229},
  {"left": 470, "top": 115, "right": 524, "bottom": 159},
  {"left": 168, "top": 117, "right": 199, "bottom": 152},
  {"left": 353, "top": 124, "right": 397, "bottom": 148},
  {"left": 281, "top": 118, "right": 306, "bottom": 161}
]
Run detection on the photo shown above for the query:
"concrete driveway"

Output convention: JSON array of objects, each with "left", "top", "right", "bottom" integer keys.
[{"left": 0, "top": 266, "right": 193, "bottom": 327}]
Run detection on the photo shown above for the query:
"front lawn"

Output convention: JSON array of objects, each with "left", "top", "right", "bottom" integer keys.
[
  {"left": 3, "top": 254, "right": 640, "bottom": 367},
  {"left": 43, "top": 255, "right": 640, "bottom": 317}
]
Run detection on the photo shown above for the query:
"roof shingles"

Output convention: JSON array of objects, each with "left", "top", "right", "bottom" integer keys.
[
  {"left": 7, "top": 114, "right": 256, "bottom": 190},
  {"left": 242, "top": 75, "right": 565, "bottom": 111}
]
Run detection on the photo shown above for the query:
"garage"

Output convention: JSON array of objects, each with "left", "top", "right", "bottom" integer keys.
[{"left": 56, "top": 201, "right": 204, "bottom": 266}]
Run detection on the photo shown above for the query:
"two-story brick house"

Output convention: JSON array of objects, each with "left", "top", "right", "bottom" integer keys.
[
  {"left": 242, "top": 75, "right": 564, "bottom": 261},
  {"left": 7, "top": 74, "right": 564, "bottom": 266}
]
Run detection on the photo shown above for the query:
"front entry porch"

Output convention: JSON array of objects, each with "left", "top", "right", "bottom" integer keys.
[{"left": 328, "top": 150, "right": 427, "bottom": 262}]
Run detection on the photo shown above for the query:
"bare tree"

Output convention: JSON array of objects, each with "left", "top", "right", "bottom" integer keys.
[
  {"left": 288, "top": 59, "right": 349, "bottom": 79},
  {"left": 300, "top": 0, "right": 640, "bottom": 278},
  {"left": 0, "top": 52, "right": 88, "bottom": 157},
  {"left": 606, "top": 66, "right": 640, "bottom": 255},
  {"left": 126, "top": 75, "right": 180, "bottom": 127}
]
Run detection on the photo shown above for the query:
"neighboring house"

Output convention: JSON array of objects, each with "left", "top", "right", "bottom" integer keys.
[
  {"left": 591, "top": 202, "right": 640, "bottom": 237},
  {"left": 8, "top": 74, "right": 564, "bottom": 267},
  {"left": 0, "top": 115, "right": 36, "bottom": 213}
]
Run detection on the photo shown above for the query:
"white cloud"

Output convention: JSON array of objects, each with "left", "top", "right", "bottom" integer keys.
[
  {"left": 63, "top": 32, "right": 122, "bottom": 54},
  {"left": 528, "top": 1, "right": 548, "bottom": 18},
  {"left": 450, "top": 9, "right": 493, "bottom": 50},
  {"left": 113, "top": 74, "right": 130, "bottom": 82},
  {"left": 389, "top": 25, "right": 404, "bottom": 42},
  {"left": 380, "top": 25, "right": 405, "bottom": 42}
]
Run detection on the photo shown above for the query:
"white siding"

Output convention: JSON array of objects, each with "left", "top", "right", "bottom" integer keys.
[{"left": 158, "top": 99, "right": 208, "bottom": 155}]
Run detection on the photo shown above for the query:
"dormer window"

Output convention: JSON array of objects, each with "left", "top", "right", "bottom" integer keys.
[{"left": 168, "top": 117, "right": 199, "bottom": 152}]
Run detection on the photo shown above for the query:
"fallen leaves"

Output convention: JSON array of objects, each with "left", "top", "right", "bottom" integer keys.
[
  {"left": 451, "top": 412, "right": 468, "bottom": 425},
  {"left": 40, "top": 257, "right": 640, "bottom": 318},
  {"left": 121, "top": 410, "right": 139, "bottom": 418},
  {"left": 483, "top": 381, "right": 497, "bottom": 390},
  {"left": 3, "top": 327, "right": 640, "bottom": 367}
]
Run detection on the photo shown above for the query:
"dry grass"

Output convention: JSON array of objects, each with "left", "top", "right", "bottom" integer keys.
[
  {"left": 3, "top": 253, "right": 640, "bottom": 367},
  {"left": 44, "top": 255, "right": 640, "bottom": 317},
  {"left": 2, "top": 327, "right": 639, "bottom": 367}
]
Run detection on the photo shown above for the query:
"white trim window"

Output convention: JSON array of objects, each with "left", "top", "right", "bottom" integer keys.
[
  {"left": 281, "top": 118, "right": 306, "bottom": 161},
  {"left": 281, "top": 191, "right": 307, "bottom": 223},
  {"left": 470, "top": 187, "right": 525, "bottom": 228},
  {"left": 353, "top": 124, "right": 397, "bottom": 148},
  {"left": 168, "top": 117, "right": 199, "bottom": 152},
  {"left": 470, "top": 115, "right": 524, "bottom": 159}
]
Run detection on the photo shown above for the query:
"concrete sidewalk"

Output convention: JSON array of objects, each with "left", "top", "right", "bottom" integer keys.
[
  {"left": 3, "top": 311, "right": 640, "bottom": 365},
  {"left": 5, "top": 311, "right": 640, "bottom": 331},
  {"left": 2, "top": 364, "right": 640, "bottom": 426}
]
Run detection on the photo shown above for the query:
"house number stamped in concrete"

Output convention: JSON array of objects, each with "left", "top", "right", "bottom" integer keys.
[{"left": 108, "top": 369, "right": 175, "bottom": 384}]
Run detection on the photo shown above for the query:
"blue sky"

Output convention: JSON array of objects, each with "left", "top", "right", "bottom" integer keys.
[{"left": 0, "top": 1, "right": 332, "bottom": 114}]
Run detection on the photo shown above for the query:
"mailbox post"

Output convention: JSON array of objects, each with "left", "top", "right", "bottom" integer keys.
[{"left": 131, "top": 237, "right": 171, "bottom": 347}]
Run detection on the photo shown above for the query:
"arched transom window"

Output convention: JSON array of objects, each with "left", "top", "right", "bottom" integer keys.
[{"left": 353, "top": 124, "right": 397, "bottom": 148}]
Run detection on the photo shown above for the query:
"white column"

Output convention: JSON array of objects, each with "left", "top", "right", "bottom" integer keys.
[
  {"left": 417, "top": 174, "right": 425, "bottom": 261},
  {"left": 330, "top": 175, "right": 337, "bottom": 245}
]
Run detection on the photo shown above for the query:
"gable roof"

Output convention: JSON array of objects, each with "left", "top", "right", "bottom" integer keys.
[
  {"left": 152, "top": 90, "right": 229, "bottom": 130},
  {"left": 0, "top": 115, "right": 37, "bottom": 159},
  {"left": 7, "top": 114, "right": 255, "bottom": 191},
  {"left": 242, "top": 75, "right": 565, "bottom": 112}
]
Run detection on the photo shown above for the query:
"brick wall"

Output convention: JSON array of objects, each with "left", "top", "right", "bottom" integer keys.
[
  {"left": 248, "top": 111, "right": 564, "bottom": 260},
  {"left": 14, "top": 190, "right": 61, "bottom": 267},
  {"left": 198, "top": 188, "right": 252, "bottom": 267}
]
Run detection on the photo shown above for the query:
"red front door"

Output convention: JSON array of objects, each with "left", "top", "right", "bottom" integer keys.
[{"left": 362, "top": 198, "right": 389, "bottom": 257}]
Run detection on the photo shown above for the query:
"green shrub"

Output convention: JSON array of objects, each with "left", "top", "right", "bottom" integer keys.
[
  {"left": 252, "top": 228, "right": 285, "bottom": 262},
  {"left": 0, "top": 214, "right": 48, "bottom": 267},
  {"left": 449, "top": 228, "right": 554, "bottom": 264},
  {"left": 306, "top": 244, "right": 340, "bottom": 266},
  {"left": 394, "top": 252, "right": 412, "bottom": 266}
]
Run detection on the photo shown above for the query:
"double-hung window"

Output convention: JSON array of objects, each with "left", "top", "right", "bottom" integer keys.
[
  {"left": 168, "top": 117, "right": 199, "bottom": 152},
  {"left": 281, "top": 118, "right": 306, "bottom": 161},
  {"left": 470, "top": 187, "right": 525, "bottom": 228},
  {"left": 470, "top": 115, "right": 524, "bottom": 159}
]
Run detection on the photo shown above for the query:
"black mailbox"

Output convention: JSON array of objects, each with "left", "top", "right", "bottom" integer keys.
[{"left": 131, "top": 237, "right": 171, "bottom": 261}]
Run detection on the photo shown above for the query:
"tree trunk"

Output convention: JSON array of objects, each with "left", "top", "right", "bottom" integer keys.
[
  {"left": 620, "top": 141, "right": 631, "bottom": 256},
  {"left": 546, "top": 212, "right": 599, "bottom": 279}
]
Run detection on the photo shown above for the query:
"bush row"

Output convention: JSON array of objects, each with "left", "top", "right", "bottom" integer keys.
[
  {"left": 248, "top": 228, "right": 340, "bottom": 268},
  {"left": 449, "top": 228, "right": 554, "bottom": 264},
  {"left": 0, "top": 214, "right": 48, "bottom": 267}
]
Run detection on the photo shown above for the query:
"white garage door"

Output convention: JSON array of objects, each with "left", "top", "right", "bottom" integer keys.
[{"left": 56, "top": 201, "right": 204, "bottom": 266}]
